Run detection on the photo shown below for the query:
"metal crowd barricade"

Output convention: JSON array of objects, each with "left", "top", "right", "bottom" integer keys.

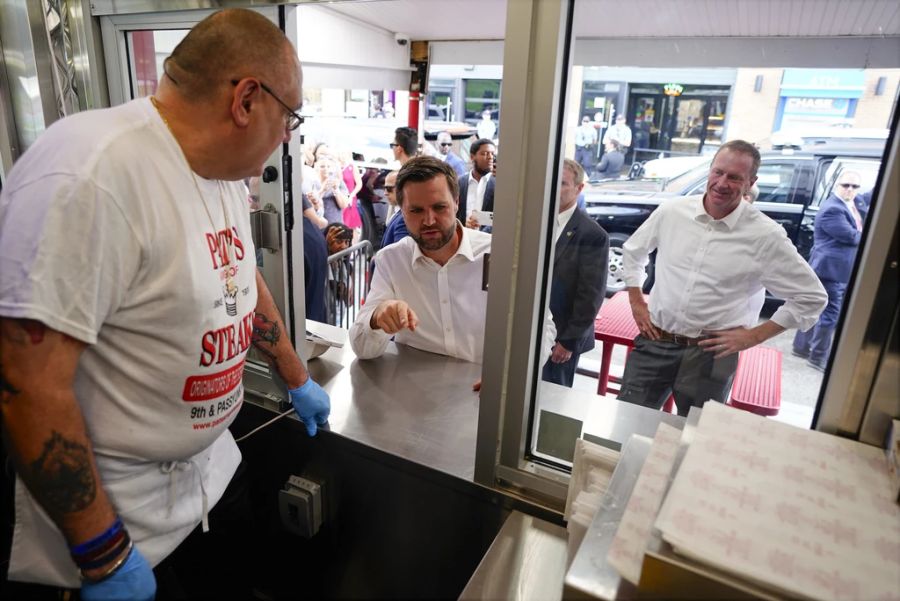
[{"left": 326, "top": 240, "right": 374, "bottom": 329}]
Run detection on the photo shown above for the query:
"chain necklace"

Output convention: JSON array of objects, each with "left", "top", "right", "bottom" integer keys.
[{"left": 150, "top": 96, "right": 238, "bottom": 301}]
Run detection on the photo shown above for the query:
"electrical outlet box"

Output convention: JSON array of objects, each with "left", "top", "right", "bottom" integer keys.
[{"left": 278, "top": 475, "right": 323, "bottom": 538}]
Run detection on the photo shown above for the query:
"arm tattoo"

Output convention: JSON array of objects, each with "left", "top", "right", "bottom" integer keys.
[
  {"left": 251, "top": 312, "right": 280, "bottom": 363},
  {"left": 29, "top": 431, "right": 96, "bottom": 515}
]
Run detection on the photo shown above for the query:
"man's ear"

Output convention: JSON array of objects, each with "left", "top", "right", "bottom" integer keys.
[{"left": 231, "top": 79, "right": 261, "bottom": 128}]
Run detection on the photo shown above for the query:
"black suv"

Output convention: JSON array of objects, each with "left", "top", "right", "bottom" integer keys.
[{"left": 583, "top": 144, "right": 884, "bottom": 295}]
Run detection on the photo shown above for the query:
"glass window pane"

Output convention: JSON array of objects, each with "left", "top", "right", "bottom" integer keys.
[
  {"left": 126, "top": 30, "right": 189, "bottom": 99},
  {"left": 530, "top": 18, "right": 899, "bottom": 468}
]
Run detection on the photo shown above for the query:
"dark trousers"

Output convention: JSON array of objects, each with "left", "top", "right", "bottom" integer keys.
[
  {"left": 542, "top": 351, "right": 582, "bottom": 388},
  {"left": 792, "top": 279, "right": 846, "bottom": 363},
  {"left": 617, "top": 336, "right": 739, "bottom": 417},
  {"left": 153, "top": 460, "right": 258, "bottom": 600},
  {"left": 574, "top": 146, "right": 593, "bottom": 173}
]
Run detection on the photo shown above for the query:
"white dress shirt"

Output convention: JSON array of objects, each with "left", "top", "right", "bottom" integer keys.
[
  {"left": 351, "top": 226, "right": 556, "bottom": 364},
  {"left": 622, "top": 195, "right": 826, "bottom": 336},
  {"left": 555, "top": 204, "right": 577, "bottom": 243},
  {"left": 466, "top": 171, "right": 491, "bottom": 215},
  {"left": 351, "top": 227, "right": 492, "bottom": 362}
]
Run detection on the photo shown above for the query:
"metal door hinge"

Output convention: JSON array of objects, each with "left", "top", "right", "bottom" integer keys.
[{"left": 250, "top": 203, "right": 282, "bottom": 252}]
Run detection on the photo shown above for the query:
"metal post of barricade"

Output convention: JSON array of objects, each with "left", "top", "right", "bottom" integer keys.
[{"left": 325, "top": 240, "right": 374, "bottom": 329}]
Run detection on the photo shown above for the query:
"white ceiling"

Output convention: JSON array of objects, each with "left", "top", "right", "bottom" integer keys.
[{"left": 322, "top": 0, "right": 900, "bottom": 40}]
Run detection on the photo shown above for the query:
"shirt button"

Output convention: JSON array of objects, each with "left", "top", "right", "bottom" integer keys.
[{"left": 446, "top": 327, "right": 451, "bottom": 332}]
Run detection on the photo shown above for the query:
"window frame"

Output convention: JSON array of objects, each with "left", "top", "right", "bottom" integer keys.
[{"left": 475, "top": 4, "right": 900, "bottom": 506}]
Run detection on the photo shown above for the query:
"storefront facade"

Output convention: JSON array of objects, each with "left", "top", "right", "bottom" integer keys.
[
  {"left": 578, "top": 67, "right": 736, "bottom": 163},
  {"left": 775, "top": 68, "right": 865, "bottom": 130}
]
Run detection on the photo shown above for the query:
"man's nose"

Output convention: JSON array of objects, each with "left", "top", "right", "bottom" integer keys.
[{"left": 423, "top": 210, "right": 436, "bottom": 225}]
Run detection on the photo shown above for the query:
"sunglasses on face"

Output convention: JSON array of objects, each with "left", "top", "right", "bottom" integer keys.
[
  {"left": 440, "top": 143, "right": 452, "bottom": 147},
  {"left": 839, "top": 183, "right": 860, "bottom": 189},
  {"left": 384, "top": 185, "right": 395, "bottom": 192},
  {"left": 389, "top": 143, "right": 399, "bottom": 148}
]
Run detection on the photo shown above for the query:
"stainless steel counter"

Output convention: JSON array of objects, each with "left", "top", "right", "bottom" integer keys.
[
  {"left": 459, "top": 510, "right": 568, "bottom": 601},
  {"left": 303, "top": 342, "right": 483, "bottom": 481},
  {"left": 247, "top": 341, "right": 685, "bottom": 483}
]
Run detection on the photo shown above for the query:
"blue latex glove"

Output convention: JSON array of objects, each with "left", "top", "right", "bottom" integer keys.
[
  {"left": 289, "top": 378, "right": 330, "bottom": 436},
  {"left": 81, "top": 546, "right": 156, "bottom": 601}
]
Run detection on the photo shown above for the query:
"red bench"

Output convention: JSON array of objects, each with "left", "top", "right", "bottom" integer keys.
[
  {"left": 594, "top": 292, "right": 782, "bottom": 416},
  {"left": 728, "top": 345, "right": 782, "bottom": 416}
]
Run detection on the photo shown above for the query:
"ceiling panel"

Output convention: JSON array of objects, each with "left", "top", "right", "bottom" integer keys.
[{"left": 322, "top": 0, "right": 900, "bottom": 40}]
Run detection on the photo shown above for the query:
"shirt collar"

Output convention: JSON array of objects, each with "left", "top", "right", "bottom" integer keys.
[
  {"left": 469, "top": 171, "right": 490, "bottom": 186},
  {"left": 410, "top": 223, "right": 474, "bottom": 269},
  {"left": 694, "top": 194, "right": 747, "bottom": 230},
  {"left": 558, "top": 204, "right": 577, "bottom": 229}
]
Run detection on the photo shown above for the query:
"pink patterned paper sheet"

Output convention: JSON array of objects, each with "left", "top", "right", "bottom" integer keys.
[
  {"left": 655, "top": 402, "right": 900, "bottom": 601},
  {"left": 607, "top": 422, "right": 683, "bottom": 585}
]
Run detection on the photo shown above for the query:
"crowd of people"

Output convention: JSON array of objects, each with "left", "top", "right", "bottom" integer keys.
[{"left": 0, "top": 7, "right": 875, "bottom": 600}]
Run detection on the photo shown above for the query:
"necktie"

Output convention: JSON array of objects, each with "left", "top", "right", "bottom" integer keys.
[{"left": 849, "top": 202, "right": 863, "bottom": 231}]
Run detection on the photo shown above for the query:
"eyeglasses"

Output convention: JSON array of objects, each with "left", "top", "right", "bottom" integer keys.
[
  {"left": 440, "top": 143, "right": 453, "bottom": 147},
  {"left": 384, "top": 185, "right": 395, "bottom": 192},
  {"left": 838, "top": 183, "right": 860, "bottom": 189},
  {"left": 389, "top": 143, "right": 399, "bottom": 148},
  {"left": 231, "top": 79, "right": 303, "bottom": 131}
]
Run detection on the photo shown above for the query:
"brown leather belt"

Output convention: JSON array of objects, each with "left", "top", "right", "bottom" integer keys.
[{"left": 655, "top": 328, "right": 705, "bottom": 346}]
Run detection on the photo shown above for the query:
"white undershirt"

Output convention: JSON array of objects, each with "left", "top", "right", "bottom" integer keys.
[
  {"left": 556, "top": 204, "right": 577, "bottom": 243},
  {"left": 466, "top": 171, "right": 491, "bottom": 215}
]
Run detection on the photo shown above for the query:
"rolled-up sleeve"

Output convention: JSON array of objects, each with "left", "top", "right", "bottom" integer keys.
[
  {"left": 349, "top": 262, "right": 394, "bottom": 359},
  {"left": 622, "top": 208, "right": 660, "bottom": 288},
  {"left": 761, "top": 234, "right": 828, "bottom": 331}
]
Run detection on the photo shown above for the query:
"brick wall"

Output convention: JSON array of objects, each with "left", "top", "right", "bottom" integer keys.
[
  {"left": 854, "top": 69, "right": 900, "bottom": 129},
  {"left": 725, "top": 69, "right": 784, "bottom": 145}
]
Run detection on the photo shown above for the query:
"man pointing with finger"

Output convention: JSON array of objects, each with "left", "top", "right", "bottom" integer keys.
[
  {"left": 617, "top": 140, "right": 826, "bottom": 417},
  {"left": 350, "top": 156, "right": 491, "bottom": 362}
]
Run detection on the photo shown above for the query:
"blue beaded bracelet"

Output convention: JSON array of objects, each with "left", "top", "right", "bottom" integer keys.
[{"left": 69, "top": 518, "right": 124, "bottom": 556}]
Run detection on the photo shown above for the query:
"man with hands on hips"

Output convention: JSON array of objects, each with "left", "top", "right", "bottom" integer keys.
[
  {"left": 617, "top": 140, "right": 826, "bottom": 417},
  {"left": 0, "top": 10, "right": 327, "bottom": 599}
]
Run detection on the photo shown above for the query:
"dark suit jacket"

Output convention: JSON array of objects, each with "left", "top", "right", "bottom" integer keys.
[
  {"left": 457, "top": 173, "right": 495, "bottom": 224},
  {"left": 854, "top": 189, "right": 873, "bottom": 222},
  {"left": 808, "top": 193, "right": 861, "bottom": 284},
  {"left": 550, "top": 208, "right": 610, "bottom": 354},
  {"left": 595, "top": 149, "right": 624, "bottom": 179}
]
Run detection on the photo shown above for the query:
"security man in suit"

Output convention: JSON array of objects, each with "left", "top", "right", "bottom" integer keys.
[
  {"left": 792, "top": 171, "right": 864, "bottom": 371},
  {"left": 543, "top": 159, "right": 610, "bottom": 387},
  {"left": 457, "top": 138, "right": 496, "bottom": 226}
]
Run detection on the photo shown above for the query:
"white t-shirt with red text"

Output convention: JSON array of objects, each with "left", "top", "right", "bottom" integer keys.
[{"left": 0, "top": 98, "right": 257, "bottom": 586}]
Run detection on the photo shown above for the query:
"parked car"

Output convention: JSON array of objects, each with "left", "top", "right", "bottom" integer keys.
[{"left": 584, "top": 146, "right": 885, "bottom": 296}]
